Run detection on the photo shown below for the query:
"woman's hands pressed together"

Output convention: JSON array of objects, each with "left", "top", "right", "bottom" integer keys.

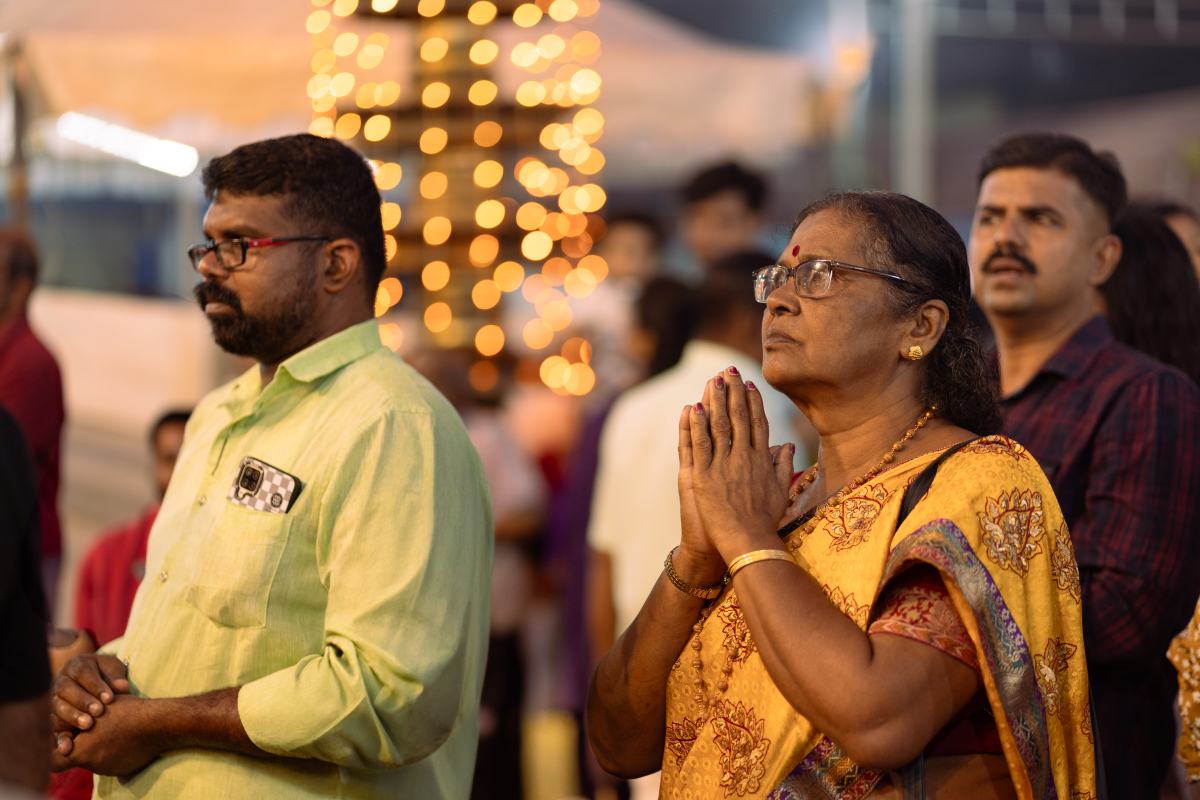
[{"left": 678, "top": 367, "right": 797, "bottom": 566}]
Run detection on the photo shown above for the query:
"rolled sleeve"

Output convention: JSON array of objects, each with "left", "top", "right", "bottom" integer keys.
[{"left": 238, "top": 406, "right": 492, "bottom": 768}]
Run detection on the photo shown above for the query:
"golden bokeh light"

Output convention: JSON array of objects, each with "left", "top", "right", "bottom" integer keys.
[
  {"left": 419, "top": 127, "right": 448, "bottom": 155},
  {"left": 474, "top": 121, "right": 503, "bottom": 147},
  {"left": 548, "top": 0, "right": 579, "bottom": 22},
  {"left": 523, "top": 319, "right": 554, "bottom": 349},
  {"left": 417, "top": 0, "right": 445, "bottom": 16},
  {"left": 475, "top": 199, "right": 506, "bottom": 229},
  {"left": 539, "top": 355, "right": 571, "bottom": 388},
  {"left": 469, "top": 234, "right": 501, "bottom": 267},
  {"left": 521, "top": 231, "right": 553, "bottom": 261},
  {"left": 515, "top": 80, "right": 546, "bottom": 107},
  {"left": 574, "top": 107, "right": 604, "bottom": 137},
  {"left": 373, "top": 286, "right": 390, "bottom": 317},
  {"left": 577, "top": 148, "right": 606, "bottom": 175},
  {"left": 475, "top": 324, "right": 505, "bottom": 357},
  {"left": 356, "top": 83, "right": 377, "bottom": 109},
  {"left": 309, "top": 117, "right": 334, "bottom": 137},
  {"left": 469, "top": 40, "right": 499, "bottom": 65},
  {"left": 375, "top": 81, "right": 401, "bottom": 105},
  {"left": 468, "top": 80, "right": 498, "bottom": 106},
  {"left": 311, "top": 49, "right": 336, "bottom": 74},
  {"left": 381, "top": 202, "right": 402, "bottom": 230},
  {"left": 419, "top": 171, "right": 448, "bottom": 199},
  {"left": 312, "top": 94, "right": 336, "bottom": 113},
  {"left": 374, "top": 162, "right": 402, "bottom": 190},
  {"left": 521, "top": 273, "right": 549, "bottom": 302},
  {"left": 422, "top": 81, "right": 451, "bottom": 108},
  {"left": 333, "top": 32, "right": 359, "bottom": 56},
  {"left": 334, "top": 113, "right": 362, "bottom": 140},
  {"left": 420, "top": 36, "right": 449, "bottom": 62},
  {"left": 511, "top": 42, "right": 540, "bottom": 69},
  {"left": 564, "top": 363, "right": 596, "bottom": 395},
  {"left": 493, "top": 261, "right": 525, "bottom": 292},
  {"left": 576, "top": 0, "right": 600, "bottom": 17},
  {"left": 564, "top": 268, "right": 597, "bottom": 298},
  {"left": 515, "top": 202, "right": 547, "bottom": 231},
  {"left": 384, "top": 234, "right": 398, "bottom": 261},
  {"left": 363, "top": 114, "right": 391, "bottom": 142},
  {"left": 542, "top": 256, "right": 571, "bottom": 283},
  {"left": 572, "top": 30, "right": 601, "bottom": 62},
  {"left": 306, "top": 10, "right": 332, "bottom": 34},
  {"left": 473, "top": 159, "right": 504, "bottom": 188},
  {"left": 371, "top": 0, "right": 399, "bottom": 10},
  {"left": 357, "top": 43, "right": 386, "bottom": 70},
  {"left": 512, "top": 3, "right": 543, "bottom": 27},
  {"left": 537, "top": 34, "right": 566, "bottom": 60},
  {"left": 468, "top": 360, "right": 499, "bottom": 393},
  {"left": 332, "top": 0, "right": 358, "bottom": 16},
  {"left": 424, "top": 302, "right": 453, "bottom": 333},
  {"left": 467, "top": 0, "right": 497, "bottom": 25},
  {"left": 471, "top": 280, "right": 502, "bottom": 310},
  {"left": 577, "top": 254, "right": 609, "bottom": 281},
  {"left": 423, "top": 216, "right": 452, "bottom": 246},
  {"left": 379, "top": 277, "right": 403, "bottom": 307},
  {"left": 329, "top": 71, "right": 355, "bottom": 97},
  {"left": 422, "top": 260, "right": 451, "bottom": 291},
  {"left": 378, "top": 321, "right": 403, "bottom": 352}
]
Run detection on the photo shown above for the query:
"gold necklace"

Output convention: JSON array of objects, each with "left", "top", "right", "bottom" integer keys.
[
  {"left": 789, "top": 405, "right": 936, "bottom": 508},
  {"left": 686, "top": 406, "right": 936, "bottom": 719}
]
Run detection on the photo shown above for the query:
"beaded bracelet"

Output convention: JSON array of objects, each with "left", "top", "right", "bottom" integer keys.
[{"left": 663, "top": 547, "right": 729, "bottom": 600}]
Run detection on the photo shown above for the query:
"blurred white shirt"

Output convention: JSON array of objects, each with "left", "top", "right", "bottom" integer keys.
[{"left": 588, "top": 340, "right": 803, "bottom": 636}]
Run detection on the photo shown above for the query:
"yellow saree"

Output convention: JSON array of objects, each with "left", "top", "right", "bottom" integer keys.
[{"left": 660, "top": 436, "right": 1096, "bottom": 799}]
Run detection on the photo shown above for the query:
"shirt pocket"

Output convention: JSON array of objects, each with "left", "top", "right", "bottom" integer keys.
[{"left": 185, "top": 502, "right": 292, "bottom": 628}]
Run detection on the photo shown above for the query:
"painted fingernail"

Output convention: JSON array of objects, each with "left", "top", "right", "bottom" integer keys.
[
  {"left": 746, "top": 381, "right": 757, "bottom": 391},
  {"left": 715, "top": 375, "right": 725, "bottom": 389},
  {"left": 728, "top": 365, "right": 740, "bottom": 375},
  {"left": 695, "top": 402, "right": 704, "bottom": 414}
]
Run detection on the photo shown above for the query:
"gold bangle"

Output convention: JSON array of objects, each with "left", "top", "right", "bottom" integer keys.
[
  {"left": 727, "top": 549, "right": 793, "bottom": 579},
  {"left": 663, "top": 547, "right": 729, "bottom": 600}
]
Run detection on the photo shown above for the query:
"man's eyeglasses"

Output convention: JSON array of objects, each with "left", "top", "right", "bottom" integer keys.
[
  {"left": 187, "top": 236, "right": 331, "bottom": 272},
  {"left": 753, "top": 259, "right": 921, "bottom": 303}
]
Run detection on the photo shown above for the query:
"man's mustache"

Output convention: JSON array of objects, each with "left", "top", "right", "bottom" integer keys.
[
  {"left": 193, "top": 281, "right": 244, "bottom": 315},
  {"left": 983, "top": 245, "right": 1038, "bottom": 275}
]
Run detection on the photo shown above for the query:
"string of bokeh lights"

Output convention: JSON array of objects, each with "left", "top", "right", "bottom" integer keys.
[{"left": 305, "top": 0, "right": 606, "bottom": 397}]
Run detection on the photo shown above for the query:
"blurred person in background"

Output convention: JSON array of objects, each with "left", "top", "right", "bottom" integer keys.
[
  {"left": 408, "top": 347, "right": 547, "bottom": 800},
  {"left": 1102, "top": 204, "right": 1200, "bottom": 384},
  {"left": 74, "top": 409, "right": 191, "bottom": 647},
  {"left": 1142, "top": 199, "right": 1200, "bottom": 278},
  {"left": 679, "top": 161, "right": 770, "bottom": 271},
  {"left": 586, "top": 250, "right": 803, "bottom": 800},
  {"left": 544, "top": 275, "right": 694, "bottom": 799},
  {"left": 0, "top": 227, "right": 65, "bottom": 614},
  {"left": 970, "top": 132, "right": 1200, "bottom": 797},
  {"left": 571, "top": 210, "right": 668, "bottom": 394},
  {"left": 0, "top": 408, "right": 51, "bottom": 794},
  {"left": 48, "top": 134, "right": 492, "bottom": 799},
  {"left": 587, "top": 191, "right": 1096, "bottom": 797}
]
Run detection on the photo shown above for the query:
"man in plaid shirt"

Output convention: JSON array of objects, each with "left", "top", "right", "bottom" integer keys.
[{"left": 969, "top": 132, "right": 1200, "bottom": 797}]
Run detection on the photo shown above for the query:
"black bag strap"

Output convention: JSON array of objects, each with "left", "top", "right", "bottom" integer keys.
[{"left": 896, "top": 438, "right": 977, "bottom": 527}]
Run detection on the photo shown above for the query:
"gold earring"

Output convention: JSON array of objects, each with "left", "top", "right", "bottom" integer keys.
[{"left": 904, "top": 345, "right": 924, "bottom": 361}]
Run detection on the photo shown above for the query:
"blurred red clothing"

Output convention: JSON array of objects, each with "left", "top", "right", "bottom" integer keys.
[
  {"left": 74, "top": 506, "right": 157, "bottom": 646},
  {"left": 0, "top": 315, "right": 64, "bottom": 558}
]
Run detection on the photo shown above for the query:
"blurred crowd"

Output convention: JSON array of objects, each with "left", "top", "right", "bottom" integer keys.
[{"left": 1, "top": 131, "right": 1200, "bottom": 800}]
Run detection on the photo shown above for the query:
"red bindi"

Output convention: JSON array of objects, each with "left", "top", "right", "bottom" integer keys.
[{"left": 791, "top": 245, "right": 800, "bottom": 257}]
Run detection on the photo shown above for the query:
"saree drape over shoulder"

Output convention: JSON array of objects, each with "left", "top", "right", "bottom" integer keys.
[{"left": 660, "top": 436, "right": 1096, "bottom": 799}]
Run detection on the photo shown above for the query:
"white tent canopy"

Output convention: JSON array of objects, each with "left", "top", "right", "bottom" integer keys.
[{"left": 0, "top": 0, "right": 820, "bottom": 185}]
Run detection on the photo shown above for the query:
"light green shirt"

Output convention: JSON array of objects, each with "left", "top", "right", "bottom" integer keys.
[{"left": 98, "top": 321, "right": 493, "bottom": 799}]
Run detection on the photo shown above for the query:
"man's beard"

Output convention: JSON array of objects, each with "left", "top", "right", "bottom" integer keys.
[{"left": 193, "top": 277, "right": 317, "bottom": 363}]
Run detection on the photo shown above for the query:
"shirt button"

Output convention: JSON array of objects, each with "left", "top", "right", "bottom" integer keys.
[
  {"left": 158, "top": 570, "right": 168, "bottom": 583},
  {"left": 198, "top": 494, "right": 207, "bottom": 506}
]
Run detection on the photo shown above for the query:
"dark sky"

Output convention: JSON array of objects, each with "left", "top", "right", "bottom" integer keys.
[{"left": 629, "top": 0, "right": 1200, "bottom": 110}]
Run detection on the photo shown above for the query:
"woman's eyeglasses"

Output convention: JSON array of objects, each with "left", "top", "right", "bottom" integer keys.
[{"left": 752, "top": 259, "right": 920, "bottom": 303}]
